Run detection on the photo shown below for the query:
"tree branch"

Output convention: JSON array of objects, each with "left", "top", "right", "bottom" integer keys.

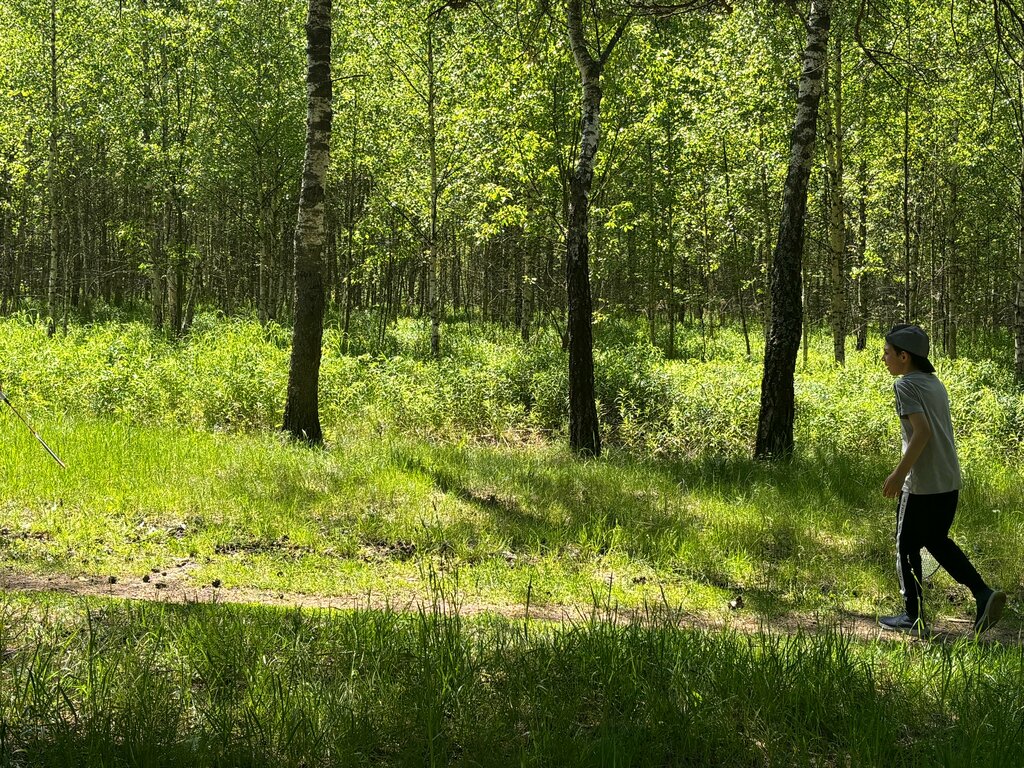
[
  {"left": 598, "top": 11, "right": 634, "bottom": 67},
  {"left": 853, "top": 0, "right": 905, "bottom": 86},
  {"left": 623, "top": 0, "right": 730, "bottom": 17}
]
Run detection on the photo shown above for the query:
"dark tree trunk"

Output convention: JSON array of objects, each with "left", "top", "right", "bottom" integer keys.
[
  {"left": 824, "top": 34, "right": 846, "bottom": 365},
  {"left": 1014, "top": 74, "right": 1024, "bottom": 385},
  {"left": 564, "top": 0, "right": 630, "bottom": 457},
  {"left": 0, "top": 170, "right": 11, "bottom": 313},
  {"left": 168, "top": 198, "right": 185, "bottom": 335},
  {"left": 283, "top": 0, "right": 332, "bottom": 444},
  {"left": 46, "top": 0, "right": 60, "bottom": 323},
  {"left": 566, "top": 170, "right": 601, "bottom": 456},
  {"left": 755, "top": 0, "right": 831, "bottom": 460},
  {"left": 855, "top": 160, "right": 869, "bottom": 351},
  {"left": 902, "top": 80, "right": 912, "bottom": 322}
]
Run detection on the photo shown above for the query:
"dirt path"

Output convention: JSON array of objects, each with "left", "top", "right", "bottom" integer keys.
[{"left": 2, "top": 565, "right": 1019, "bottom": 646}]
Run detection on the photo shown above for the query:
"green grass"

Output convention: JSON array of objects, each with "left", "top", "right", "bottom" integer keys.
[
  {"left": 2, "top": 410, "right": 1020, "bottom": 621},
  {"left": 2, "top": 590, "right": 1024, "bottom": 767},
  {"left": 3, "top": 314, "right": 1024, "bottom": 764},
  {"left": 0, "top": 414, "right": 961, "bottom": 617},
  {"left": 2, "top": 315, "right": 1023, "bottom": 618}
]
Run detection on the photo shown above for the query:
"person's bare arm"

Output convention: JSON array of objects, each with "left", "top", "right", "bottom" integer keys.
[{"left": 883, "top": 411, "right": 931, "bottom": 498}]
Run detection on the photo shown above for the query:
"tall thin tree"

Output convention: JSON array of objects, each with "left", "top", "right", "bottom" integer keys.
[
  {"left": 824, "top": 33, "right": 847, "bottom": 365},
  {"left": 565, "top": 0, "right": 631, "bottom": 457},
  {"left": 755, "top": 0, "right": 831, "bottom": 459},
  {"left": 45, "top": 0, "right": 59, "bottom": 326},
  {"left": 283, "top": 0, "right": 332, "bottom": 444}
]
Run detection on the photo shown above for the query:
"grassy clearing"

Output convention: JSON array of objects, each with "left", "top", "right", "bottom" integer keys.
[
  {"left": 3, "top": 315, "right": 1024, "bottom": 764},
  {"left": 2, "top": 590, "right": 1023, "bottom": 767},
  {"left": 6, "top": 413, "right": 1019, "bottom": 620},
  {"left": 2, "top": 315, "right": 1022, "bottom": 620}
]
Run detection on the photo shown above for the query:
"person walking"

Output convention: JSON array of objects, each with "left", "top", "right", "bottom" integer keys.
[{"left": 879, "top": 323, "right": 1005, "bottom": 636}]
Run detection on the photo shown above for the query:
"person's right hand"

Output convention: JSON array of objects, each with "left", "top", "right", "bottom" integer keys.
[{"left": 882, "top": 471, "right": 905, "bottom": 499}]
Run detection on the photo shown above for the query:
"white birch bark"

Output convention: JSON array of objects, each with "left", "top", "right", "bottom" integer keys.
[
  {"left": 427, "top": 28, "right": 441, "bottom": 357},
  {"left": 755, "top": 0, "right": 831, "bottom": 459},
  {"left": 824, "top": 35, "right": 847, "bottom": 365},
  {"left": 283, "top": 0, "right": 332, "bottom": 443},
  {"left": 46, "top": 0, "right": 59, "bottom": 322},
  {"left": 564, "top": 0, "right": 617, "bottom": 457}
]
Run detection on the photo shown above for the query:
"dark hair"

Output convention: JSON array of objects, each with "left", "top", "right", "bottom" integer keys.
[
  {"left": 891, "top": 346, "right": 932, "bottom": 372},
  {"left": 886, "top": 324, "right": 935, "bottom": 373}
]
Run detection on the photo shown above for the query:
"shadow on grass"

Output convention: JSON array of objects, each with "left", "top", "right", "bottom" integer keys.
[
  {"left": 386, "top": 439, "right": 898, "bottom": 608},
  {"left": 6, "top": 585, "right": 1024, "bottom": 768}
]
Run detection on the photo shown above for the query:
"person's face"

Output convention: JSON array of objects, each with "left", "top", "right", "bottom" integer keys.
[{"left": 882, "top": 343, "right": 910, "bottom": 376}]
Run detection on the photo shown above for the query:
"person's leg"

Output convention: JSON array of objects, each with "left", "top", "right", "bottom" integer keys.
[
  {"left": 896, "top": 492, "right": 927, "bottom": 621},
  {"left": 920, "top": 490, "right": 987, "bottom": 596},
  {"left": 881, "top": 492, "right": 929, "bottom": 632},
  {"left": 921, "top": 490, "right": 1006, "bottom": 633}
]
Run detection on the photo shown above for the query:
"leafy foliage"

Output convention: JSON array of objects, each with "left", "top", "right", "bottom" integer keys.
[{"left": 5, "top": 315, "right": 1024, "bottom": 470}]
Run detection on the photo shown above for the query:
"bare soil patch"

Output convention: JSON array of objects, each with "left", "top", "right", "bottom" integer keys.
[{"left": 2, "top": 565, "right": 1019, "bottom": 646}]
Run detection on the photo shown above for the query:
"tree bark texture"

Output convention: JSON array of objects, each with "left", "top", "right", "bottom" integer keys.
[
  {"left": 755, "top": 0, "right": 831, "bottom": 459},
  {"left": 902, "top": 81, "right": 912, "bottom": 323},
  {"left": 46, "top": 0, "right": 59, "bottom": 321},
  {"left": 283, "top": 0, "right": 332, "bottom": 444},
  {"left": 1016, "top": 135, "right": 1024, "bottom": 385},
  {"left": 565, "top": 0, "right": 617, "bottom": 458},
  {"left": 824, "top": 35, "right": 846, "bottom": 365},
  {"left": 427, "top": 27, "right": 441, "bottom": 358},
  {"left": 855, "top": 161, "right": 869, "bottom": 351},
  {"left": 1015, "top": 72, "right": 1024, "bottom": 385}
]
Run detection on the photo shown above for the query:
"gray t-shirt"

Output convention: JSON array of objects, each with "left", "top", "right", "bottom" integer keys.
[{"left": 893, "top": 372, "right": 961, "bottom": 494}]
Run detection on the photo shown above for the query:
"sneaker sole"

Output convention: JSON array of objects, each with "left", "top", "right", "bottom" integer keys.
[
  {"left": 878, "top": 621, "right": 929, "bottom": 637},
  {"left": 975, "top": 591, "right": 1007, "bottom": 635}
]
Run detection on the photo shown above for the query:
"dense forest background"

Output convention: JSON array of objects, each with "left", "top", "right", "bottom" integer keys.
[{"left": 1, "top": 0, "right": 1022, "bottom": 362}]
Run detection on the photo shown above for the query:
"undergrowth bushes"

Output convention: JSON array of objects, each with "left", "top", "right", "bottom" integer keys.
[{"left": 2, "top": 312, "right": 1024, "bottom": 464}]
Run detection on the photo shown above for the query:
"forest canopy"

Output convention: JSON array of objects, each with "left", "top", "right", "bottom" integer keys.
[{"left": 0, "top": 0, "right": 1020, "bottom": 360}]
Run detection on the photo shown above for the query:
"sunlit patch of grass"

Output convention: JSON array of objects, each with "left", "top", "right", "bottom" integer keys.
[
  {"left": 4, "top": 317, "right": 1024, "bottom": 630},
  {"left": 4, "top": 411, "right": 1023, "bottom": 628}
]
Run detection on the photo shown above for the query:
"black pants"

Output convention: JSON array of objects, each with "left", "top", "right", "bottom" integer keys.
[{"left": 897, "top": 490, "right": 986, "bottom": 619}]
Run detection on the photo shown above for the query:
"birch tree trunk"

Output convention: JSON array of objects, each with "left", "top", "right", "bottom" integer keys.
[
  {"left": 168, "top": 197, "right": 184, "bottom": 335},
  {"left": 0, "top": 170, "right": 11, "bottom": 312},
  {"left": 755, "top": 0, "right": 831, "bottom": 459},
  {"left": 1014, "top": 72, "right": 1024, "bottom": 385},
  {"left": 283, "top": 0, "right": 332, "bottom": 444},
  {"left": 901, "top": 80, "right": 912, "bottom": 322},
  {"left": 427, "top": 26, "right": 441, "bottom": 357},
  {"left": 259, "top": 181, "right": 272, "bottom": 324},
  {"left": 824, "top": 35, "right": 846, "bottom": 365},
  {"left": 45, "top": 0, "right": 59, "bottom": 323},
  {"left": 944, "top": 181, "right": 958, "bottom": 358},
  {"left": 564, "top": 0, "right": 629, "bottom": 457},
  {"left": 855, "top": 160, "right": 869, "bottom": 350}
]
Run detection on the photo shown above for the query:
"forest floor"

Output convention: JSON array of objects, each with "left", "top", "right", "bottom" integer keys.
[{"left": 3, "top": 563, "right": 1019, "bottom": 647}]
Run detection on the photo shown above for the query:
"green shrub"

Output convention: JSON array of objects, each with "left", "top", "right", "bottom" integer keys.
[{"left": 4, "top": 314, "right": 1024, "bottom": 466}]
